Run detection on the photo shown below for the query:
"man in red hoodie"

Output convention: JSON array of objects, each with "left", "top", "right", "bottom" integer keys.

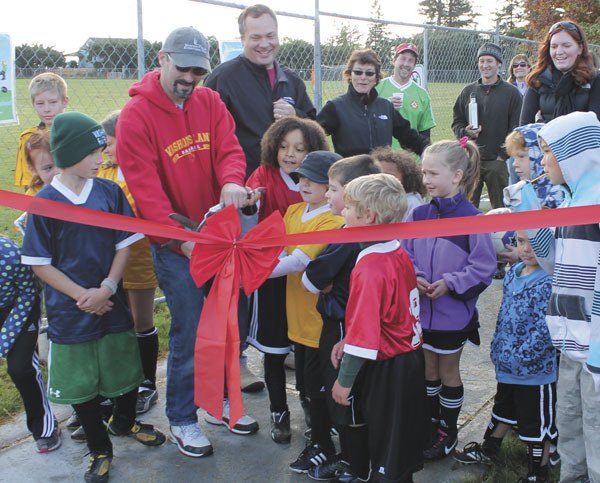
[{"left": 117, "top": 26, "right": 257, "bottom": 459}]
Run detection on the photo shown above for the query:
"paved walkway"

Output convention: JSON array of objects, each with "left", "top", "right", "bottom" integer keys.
[{"left": 0, "top": 280, "right": 503, "bottom": 483}]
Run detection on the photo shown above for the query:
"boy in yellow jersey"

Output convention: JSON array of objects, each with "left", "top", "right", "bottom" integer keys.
[{"left": 15, "top": 73, "right": 68, "bottom": 188}]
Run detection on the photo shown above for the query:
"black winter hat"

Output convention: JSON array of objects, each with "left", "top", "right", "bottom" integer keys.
[{"left": 477, "top": 42, "right": 502, "bottom": 64}]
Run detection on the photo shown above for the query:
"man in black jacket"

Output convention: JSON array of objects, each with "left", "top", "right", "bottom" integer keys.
[{"left": 204, "top": 4, "right": 316, "bottom": 179}]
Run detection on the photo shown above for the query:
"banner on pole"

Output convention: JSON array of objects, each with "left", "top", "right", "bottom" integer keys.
[{"left": 0, "top": 33, "right": 17, "bottom": 125}]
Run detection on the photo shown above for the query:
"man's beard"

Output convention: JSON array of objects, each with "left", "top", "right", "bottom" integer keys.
[{"left": 173, "top": 79, "right": 197, "bottom": 101}]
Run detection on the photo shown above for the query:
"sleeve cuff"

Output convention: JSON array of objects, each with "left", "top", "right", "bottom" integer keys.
[
  {"left": 301, "top": 272, "right": 320, "bottom": 294},
  {"left": 343, "top": 343, "right": 378, "bottom": 360},
  {"left": 116, "top": 233, "right": 144, "bottom": 250},
  {"left": 21, "top": 256, "right": 52, "bottom": 266}
]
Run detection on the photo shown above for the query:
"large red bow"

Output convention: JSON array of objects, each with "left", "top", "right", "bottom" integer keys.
[{"left": 189, "top": 206, "right": 285, "bottom": 426}]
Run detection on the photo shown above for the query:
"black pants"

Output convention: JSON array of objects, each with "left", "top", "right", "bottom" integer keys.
[{"left": 2, "top": 302, "right": 56, "bottom": 440}]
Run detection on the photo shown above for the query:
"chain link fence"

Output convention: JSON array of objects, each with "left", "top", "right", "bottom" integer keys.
[{"left": 1, "top": 1, "right": 599, "bottom": 200}]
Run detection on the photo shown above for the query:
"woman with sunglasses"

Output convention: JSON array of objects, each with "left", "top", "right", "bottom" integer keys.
[
  {"left": 317, "top": 48, "right": 428, "bottom": 158},
  {"left": 520, "top": 20, "right": 600, "bottom": 124},
  {"left": 507, "top": 54, "right": 531, "bottom": 97}
]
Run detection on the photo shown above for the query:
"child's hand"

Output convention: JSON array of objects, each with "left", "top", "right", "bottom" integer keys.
[
  {"left": 426, "top": 279, "right": 449, "bottom": 299},
  {"left": 77, "top": 287, "right": 114, "bottom": 315},
  {"left": 332, "top": 380, "right": 351, "bottom": 406},
  {"left": 416, "top": 276, "right": 430, "bottom": 295},
  {"left": 497, "top": 245, "right": 519, "bottom": 265},
  {"left": 320, "top": 284, "right": 333, "bottom": 294},
  {"left": 331, "top": 339, "right": 345, "bottom": 369}
]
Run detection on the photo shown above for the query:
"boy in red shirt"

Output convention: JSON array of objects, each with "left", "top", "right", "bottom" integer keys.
[{"left": 331, "top": 173, "right": 428, "bottom": 482}]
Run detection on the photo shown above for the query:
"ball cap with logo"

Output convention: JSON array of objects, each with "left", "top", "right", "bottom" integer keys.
[
  {"left": 163, "top": 26, "right": 212, "bottom": 72},
  {"left": 50, "top": 112, "right": 107, "bottom": 168}
]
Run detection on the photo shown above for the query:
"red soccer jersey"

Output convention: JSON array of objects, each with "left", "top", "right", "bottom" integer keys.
[
  {"left": 246, "top": 165, "right": 302, "bottom": 221},
  {"left": 344, "top": 241, "right": 423, "bottom": 360}
]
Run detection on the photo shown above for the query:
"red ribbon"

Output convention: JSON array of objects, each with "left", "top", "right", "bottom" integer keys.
[{"left": 188, "top": 206, "right": 284, "bottom": 426}]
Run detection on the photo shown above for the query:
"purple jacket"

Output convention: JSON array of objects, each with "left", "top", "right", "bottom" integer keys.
[{"left": 402, "top": 193, "right": 496, "bottom": 332}]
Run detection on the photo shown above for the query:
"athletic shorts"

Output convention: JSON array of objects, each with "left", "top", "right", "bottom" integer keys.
[
  {"left": 360, "top": 349, "right": 428, "bottom": 481},
  {"left": 47, "top": 330, "right": 143, "bottom": 405},
  {"left": 247, "top": 277, "right": 291, "bottom": 354},
  {"left": 491, "top": 381, "right": 557, "bottom": 442},
  {"left": 422, "top": 327, "right": 480, "bottom": 354},
  {"left": 123, "top": 237, "right": 158, "bottom": 290}
]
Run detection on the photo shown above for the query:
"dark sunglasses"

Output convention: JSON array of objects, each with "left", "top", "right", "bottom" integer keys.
[
  {"left": 512, "top": 62, "right": 529, "bottom": 68},
  {"left": 352, "top": 69, "right": 376, "bottom": 77},
  {"left": 167, "top": 54, "right": 207, "bottom": 76},
  {"left": 549, "top": 21, "right": 580, "bottom": 36}
]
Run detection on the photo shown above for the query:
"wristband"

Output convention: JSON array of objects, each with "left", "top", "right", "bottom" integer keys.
[{"left": 101, "top": 277, "right": 118, "bottom": 295}]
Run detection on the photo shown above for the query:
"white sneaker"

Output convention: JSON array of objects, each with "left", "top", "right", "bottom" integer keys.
[
  {"left": 169, "top": 423, "right": 213, "bottom": 458},
  {"left": 205, "top": 399, "right": 259, "bottom": 435}
]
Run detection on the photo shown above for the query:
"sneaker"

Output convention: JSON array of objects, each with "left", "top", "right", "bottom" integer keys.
[
  {"left": 308, "top": 457, "right": 350, "bottom": 481},
  {"left": 240, "top": 364, "right": 265, "bottom": 393},
  {"left": 205, "top": 399, "right": 259, "bottom": 435},
  {"left": 71, "top": 425, "right": 87, "bottom": 443},
  {"left": 107, "top": 418, "right": 166, "bottom": 446},
  {"left": 271, "top": 410, "right": 291, "bottom": 444},
  {"left": 517, "top": 464, "right": 549, "bottom": 482},
  {"left": 493, "top": 265, "right": 506, "bottom": 280},
  {"left": 136, "top": 387, "right": 158, "bottom": 415},
  {"left": 66, "top": 411, "right": 81, "bottom": 430},
  {"left": 289, "top": 442, "right": 332, "bottom": 474},
  {"left": 337, "top": 469, "right": 369, "bottom": 483},
  {"left": 423, "top": 427, "right": 457, "bottom": 460},
  {"left": 549, "top": 449, "right": 561, "bottom": 467},
  {"left": 453, "top": 441, "right": 494, "bottom": 465},
  {"left": 35, "top": 426, "right": 62, "bottom": 453},
  {"left": 169, "top": 423, "right": 213, "bottom": 458},
  {"left": 84, "top": 452, "right": 112, "bottom": 483}
]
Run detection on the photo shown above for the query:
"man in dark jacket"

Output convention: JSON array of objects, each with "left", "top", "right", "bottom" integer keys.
[
  {"left": 452, "top": 42, "right": 522, "bottom": 209},
  {"left": 204, "top": 4, "right": 316, "bottom": 179}
]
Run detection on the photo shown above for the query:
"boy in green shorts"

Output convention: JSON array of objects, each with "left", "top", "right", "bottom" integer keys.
[
  {"left": 15, "top": 73, "right": 69, "bottom": 189},
  {"left": 22, "top": 112, "right": 165, "bottom": 483}
]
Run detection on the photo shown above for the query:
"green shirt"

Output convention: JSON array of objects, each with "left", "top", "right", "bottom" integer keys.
[{"left": 376, "top": 78, "right": 436, "bottom": 147}]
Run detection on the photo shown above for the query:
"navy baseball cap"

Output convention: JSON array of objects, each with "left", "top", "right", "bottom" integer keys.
[{"left": 290, "top": 151, "right": 343, "bottom": 184}]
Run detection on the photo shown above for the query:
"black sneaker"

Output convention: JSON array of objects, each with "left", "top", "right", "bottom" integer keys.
[
  {"left": 549, "top": 449, "right": 561, "bottom": 467},
  {"left": 289, "top": 442, "right": 332, "bottom": 473},
  {"left": 453, "top": 441, "right": 494, "bottom": 465},
  {"left": 307, "top": 457, "right": 349, "bottom": 481},
  {"left": 35, "top": 426, "right": 62, "bottom": 453},
  {"left": 71, "top": 425, "right": 87, "bottom": 443},
  {"left": 107, "top": 418, "right": 166, "bottom": 446},
  {"left": 66, "top": 411, "right": 81, "bottom": 430},
  {"left": 84, "top": 452, "right": 112, "bottom": 483},
  {"left": 136, "top": 388, "right": 158, "bottom": 415},
  {"left": 271, "top": 410, "right": 291, "bottom": 444},
  {"left": 423, "top": 427, "right": 457, "bottom": 460}
]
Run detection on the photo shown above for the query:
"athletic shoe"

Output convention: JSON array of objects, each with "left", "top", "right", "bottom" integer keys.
[
  {"left": 423, "top": 427, "right": 457, "bottom": 460},
  {"left": 107, "top": 418, "right": 166, "bottom": 446},
  {"left": 71, "top": 425, "right": 87, "bottom": 443},
  {"left": 169, "top": 424, "right": 213, "bottom": 458},
  {"left": 453, "top": 441, "right": 494, "bottom": 465},
  {"left": 84, "top": 451, "right": 112, "bottom": 483},
  {"left": 289, "top": 442, "right": 332, "bottom": 473},
  {"left": 336, "top": 469, "right": 369, "bottom": 483},
  {"left": 35, "top": 426, "right": 62, "bottom": 453},
  {"left": 270, "top": 410, "right": 291, "bottom": 444},
  {"left": 136, "top": 387, "right": 158, "bottom": 415},
  {"left": 240, "top": 364, "right": 265, "bottom": 393},
  {"left": 549, "top": 449, "right": 561, "bottom": 467},
  {"left": 205, "top": 399, "right": 259, "bottom": 435},
  {"left": 307, "top": 457, "right": 349, "bottom": 481},
  {"left": 517, "top": 464, "right": 549, "bottom": 482},
  {"left": 66, "top": 411, "right": 81, "bottom": 430}
]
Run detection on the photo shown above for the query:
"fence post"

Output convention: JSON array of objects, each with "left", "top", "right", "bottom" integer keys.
[
  {"left": 137, "top": 0, "right": 146, "bottom": 79},
  {"left": 313, "top": 0, "right": 323, "bottom": 111},
  {"left": 422, "top": 27, "right": 429, "bottom": 89}
]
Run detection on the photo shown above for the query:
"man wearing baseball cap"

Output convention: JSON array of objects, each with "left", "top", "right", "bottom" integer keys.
[
  {"left": 377, "top": 43, "right": 436, "bottom": 143},
  {"left": 117, "top": 26, "right": 257, "bottom": 459},
  {"left": 452, "top": 42, "right": 522, "bottom": 210}
]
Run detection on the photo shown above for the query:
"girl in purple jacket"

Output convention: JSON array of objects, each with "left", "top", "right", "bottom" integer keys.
[{"left": 403, "top": 138, "right": 496, "bottom": 460}]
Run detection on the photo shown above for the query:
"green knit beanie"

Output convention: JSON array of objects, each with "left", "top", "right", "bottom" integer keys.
[{"left": 50, "top": 112, "right": 107, "bottom": 168}]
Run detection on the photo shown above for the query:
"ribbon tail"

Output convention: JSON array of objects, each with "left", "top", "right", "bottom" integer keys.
[{"left": 225, "top": 285, "right": 243, "bottom": 427}]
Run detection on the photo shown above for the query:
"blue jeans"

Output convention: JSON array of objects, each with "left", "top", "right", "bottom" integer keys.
[{"left": 151, "top": 244, "right": 204, "bottom": 426}]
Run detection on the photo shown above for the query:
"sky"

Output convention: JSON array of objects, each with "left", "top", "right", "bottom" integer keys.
[{"left": 5, "top": 0, "right": 497, "bottom": 54}]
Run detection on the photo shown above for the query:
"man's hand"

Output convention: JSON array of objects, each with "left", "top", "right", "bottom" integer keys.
[
  {"left": 389, "top": 96, "right": 403, "bottom": 109},
  {"left": 465, "top": 125, "right": 482, "bottom": 139},
  {"left": 181, "top": 241, "right": 195, "bottom": 259},
  {"left": 331, "top": 339, "right": 345, "bottom": 369},
  {"left": 273, "top": 99, "right": 296, "bottom": 120},
  {"left": 332, "top": 380, "right": 351, "bottom": 406},
  {"left": 220, "top": 183, "right": 249, "bottom": 209}
]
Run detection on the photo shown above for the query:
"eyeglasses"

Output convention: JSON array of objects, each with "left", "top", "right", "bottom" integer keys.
[
  {"left": 351, "top": 69, "right": 376, "bottom": 77},
  {"left": 548, "top": 21, "right": 580, "bottom": 36},
  {"left": 167, "top": 54, "right": 207, "bottom": 76},
  {"left": 512, "top": 62, "right": 529, "bottom": 68}
]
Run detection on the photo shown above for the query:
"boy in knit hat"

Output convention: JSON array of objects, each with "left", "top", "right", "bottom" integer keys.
[{"left": 22, "top": 111, "right": 166, "bottom": 483}]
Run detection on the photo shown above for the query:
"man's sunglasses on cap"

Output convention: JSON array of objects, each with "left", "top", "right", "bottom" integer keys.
[{"left": 167, "top": 54, "right": 207, "bottom": 76}]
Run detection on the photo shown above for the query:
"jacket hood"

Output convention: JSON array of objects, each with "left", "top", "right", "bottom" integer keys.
[
  {"left": 514, "top": 123, "right": 564, "bottom": 208},
  {"left": 538, "top": 111, "right": 600, "bottom": 195},
  {"left": 128, "top": 70, "right": 183, "bottom": 114}
]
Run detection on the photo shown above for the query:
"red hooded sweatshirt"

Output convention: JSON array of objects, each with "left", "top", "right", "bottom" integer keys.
[{"left": 116, "top": 70, "right": 246, "bottom": 244}]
